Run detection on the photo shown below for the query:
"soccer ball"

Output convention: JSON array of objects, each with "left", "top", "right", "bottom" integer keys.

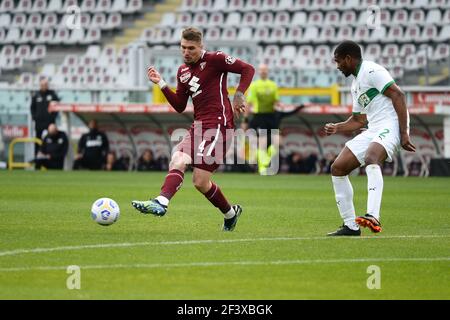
[{"left": 91, "top": 198, "right": 120, "bottom": 226}]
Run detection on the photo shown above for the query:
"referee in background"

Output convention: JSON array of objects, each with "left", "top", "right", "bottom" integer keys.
[{"left": 244, "top": 64, "right": 303, "bottom": 174}]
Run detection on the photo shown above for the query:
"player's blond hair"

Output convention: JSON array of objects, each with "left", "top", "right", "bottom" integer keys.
[{"left": 182, "top": 27, "right": 203, "bottom": 43}]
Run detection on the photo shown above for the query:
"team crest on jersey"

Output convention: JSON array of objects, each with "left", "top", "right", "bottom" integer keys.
[
  {"left": 200, "top": 62, "right": 207, "bottom": 71},
  {"left": 180, "top": 72, "right": 191, "bottom": 84},
  {"left": 225, "top": 55, "right": 236, "bottom": 65}
]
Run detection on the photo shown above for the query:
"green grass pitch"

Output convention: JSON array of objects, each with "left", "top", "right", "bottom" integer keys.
[{"left": 0, "top": 171, "right": 449, "bottom": 299}]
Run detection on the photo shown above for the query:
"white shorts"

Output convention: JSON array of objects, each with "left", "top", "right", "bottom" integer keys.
[{"left": 345, "top": 124, "right": 400, "bottom": 166}]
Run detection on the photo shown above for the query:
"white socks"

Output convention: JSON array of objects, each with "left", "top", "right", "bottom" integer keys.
[
  {"left": 223, "top": 207, "right": 236, "bottom": 219},
  {"left": 332, "top": 176, "right": 359, "bottom": 230},
  {"left": 155, "top": 196, "right": 169, "bottom": 207},
  {"left": 366, "top": 164, "right": 383, "bottom": 220}
]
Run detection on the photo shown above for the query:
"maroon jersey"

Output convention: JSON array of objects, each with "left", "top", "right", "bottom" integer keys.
[{"left": 161, "top": 51, "right": 255, "bottom": 129}]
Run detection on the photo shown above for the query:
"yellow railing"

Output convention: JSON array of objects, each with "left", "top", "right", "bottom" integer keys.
[
  {"left": 153, "top": 84, "right": 340, "bottom": 106},
  {"left": 8, "top": 137, "right": 42, "bottom": 171}
]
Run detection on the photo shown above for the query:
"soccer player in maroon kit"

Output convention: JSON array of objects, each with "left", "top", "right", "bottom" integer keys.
[{"left": 132, "top": 27, "right": 255, "bottom": 231}]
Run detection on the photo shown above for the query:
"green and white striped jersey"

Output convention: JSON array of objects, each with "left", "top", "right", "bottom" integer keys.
[{"left": 351, "top": 60, "right": 397, "bottom": 129}]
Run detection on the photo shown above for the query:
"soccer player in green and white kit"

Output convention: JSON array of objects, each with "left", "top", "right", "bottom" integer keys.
[{"left": 325, "top": 41, "right": 416, "bottom": 236}]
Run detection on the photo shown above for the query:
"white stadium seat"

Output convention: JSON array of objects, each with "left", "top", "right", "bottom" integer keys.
[
  {"left": 432, "top": 43, "right": 450, "bottom": 60},
  {"left": 176, "top": 13, "right": 192, "bottom": 27},
  {"left": 237, "top": 27, "right": 253, "bottom": 41},
  {"left": 209, "top": 0, "right": 227, "bottom": 12},
  {"left": 419, "top": 25, "right": 438, "bottom": 42},
  {"left": 4, "top": 28, "right": 21, "bottom": 44},
  {"left": 208, "top": 12, "right": 224, "bottom": 26},
  {"left": 270, "top": 27, "right": 287, "bottom": 44},
  {"left": 195, "top": 0, "right": 213, "bottom": 12},
  {"left": 399, "top": 43, "right": 416, "bottom": 57},
  {"left": 336, "top": 26, "right": 353, "bottom": 40},
  {"left": 409, "top": 9, "right": 426, "bottom": 25},
  {"left": 12, "top": 14, "right": 27, "bottom": 29},
  {"left": 276, "top": 0, "right": 294, "bottom": 11},
  {"left": 81, "top": 0, "right": 96, "bottom": 12},
  {"left": 91, "top": 13, "right": 107, "bottom": 29},
  {"left": 225, "top": 12, "right": 241, "bottom": 26},
  {"left": 221, "top": 27, "right": 239, "bottom": 41},
  {"left": 66, "top": 28, "right": 85, "bottom": 44},
  {"left": 95, "top": 0, "right": 112, "bottom": 13},
  {"left": 192, "top": 12, "right": 208, "bottom": 26},
  {"left": 0, "top": 14, "right": 11, "bottom": 28},
  {"left": 328, "top": 0, "right": 345, "bottom": 10},
  {"left": 42, "top": 13, "right": 58, "bottom": 28},
  {"left": 243, "top": 0, "right": 262, "bottom": 12},
  {"left": 28, "top": 13, "right": 43, "bottom": 29},
  {"left": 310, "top": 0, "right": 328, "bottom": 11},
  {"left": 29, "top": 44, "right": 46, "bottom": 61},
  {"left": 324, "top": 11, "right": 340, "bottom": 26},
  {"left": 0, "top": 0, "right": 14, "bottom": 13},
  {"left": 49, "top": 28, "right": 69, "bottom": 44},
  {"left": 291, "top": 12, "right": 307, "bottom": 26},
  {"left": 367, "top": 26, "right": 387, "bottom": 43},
  {"left": 241, "top": 12, "right": 257, "bottom": 27},
  {"left": 82, "top": 28, "right": 101, "bottom": 44},
  {"left": 111, "top": 0, "right": 127, "bottom": 12},
  {"left": 31, "top": 0, "right": 48, "bottom": 12},
  {"left": 307, "top": 11, "right": 324, "bottom": 26},
  {"left": 106, "top": 13, "right": 122, "bottom": 30},
  {"left": 339, "top": 10, "right": 357, "bottom": 26},
  {"left": 159, "top": 13, "right": 176, "bottom": 26},
  {"left": 364, "top": 43, "right": 381, "bottom": 60},
  {"left": 178, "top": 0, "right": 197, "bottom": 12},
  {"left": 204, "top": 27, "right": 221, "bottom": 41},
  {"left": 261, "top": 0, "right": 278, "bottom": 11},
  {"left": 47, "top": 0, "right": 62, "bottom": 12},
  {"left": 437, "top": 24, "right": 450, "bottom": 41},
  {"left": 15, "top": 0, "right": 32, "bottom": 13},
  {"left": 401, "top": 25, "right": 420, "bottom": 43},
  {"left": 284, "top": 26, "right": 303, "bottom": 43},
  {"left": 319, "top": 26, "right": 337, "bottom": 43},
  {"left": 1, "top": 45, "right": 15, "bottom": 57},
  {"left": 385, "top": 25, "right": 404, "bottom": 43},
  {"left": 257, "top": 12, "right": 274, "bottom": 27},
  {"left": 253, "top": 27, "right": 270, "bottom": 42},
  {"left": 392, "top": 9, "right": 409, "bottom": 25},
  {"left": 382, "top": 44, "right": 399, "bottom": 58},
  {"left": 124, "top": 0, "right": 142, "bottom": 13},
  {"left": 224, "top": 0, "right": 244, "bottom": 13},
  {"left": 300, "top": 26, "right": 319, "bottom": 44},
  {"left": 292, "top": 0, "right": 310, "bottom": 11},
  {"left": 274, "top": 11, "right": 291, "bottom": 27},
  {"left": 16, "top": 45, "right": 30, "bottom": 60}
]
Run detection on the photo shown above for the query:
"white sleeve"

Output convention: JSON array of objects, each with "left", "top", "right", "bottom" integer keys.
[
  {"left": 368, "top": 66, "right": 395, "bottom": 94},
  {"left": 352, "top": 94, "right": 362, "bottom": 114}
]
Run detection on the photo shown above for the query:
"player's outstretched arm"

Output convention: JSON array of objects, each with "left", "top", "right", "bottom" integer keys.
[
  {"left": 147, "top": 66, "right": 189, "bottom": 113},
  {"left": 383, "top": 84, "right": 416, "bottom": 152},
  {"left": 324, "top": 113, "right": 367, "bottom": 136}
]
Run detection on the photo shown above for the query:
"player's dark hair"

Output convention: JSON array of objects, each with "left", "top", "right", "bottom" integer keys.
[
  {"left": 182, "top": 27, "right": 203, "bottom": 43},
  {"left": 334, "top": 41, "right": 362, "bottom": 59}
]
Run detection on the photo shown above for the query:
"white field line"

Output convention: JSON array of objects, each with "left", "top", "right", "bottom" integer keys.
[
  {"left": 0, "top": 234, "right": 449, "bottom": 258},
  {"left": 0, "top": 257, "right": 449, "bottom": 272}
]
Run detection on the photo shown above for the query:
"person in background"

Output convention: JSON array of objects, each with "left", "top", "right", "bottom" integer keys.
[
  {"left": 35, "top": 123, "right": 68, "bottom": 170},
  {"left": 105, "top": 151, "right": 127, "bottom": 171},
  {"left": 137, "top": 149, "right": 161, "bottom": 171},
  {"left": 73, "top": 119, "right": 109, "bottom": 170},
  {"left": 30, "top": 78, "right": 60, "bottom": 153}
]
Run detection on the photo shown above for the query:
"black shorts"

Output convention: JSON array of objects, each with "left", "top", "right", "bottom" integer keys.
[{"left": 249, "top": 113, "right": 279, "bottom": 131}]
